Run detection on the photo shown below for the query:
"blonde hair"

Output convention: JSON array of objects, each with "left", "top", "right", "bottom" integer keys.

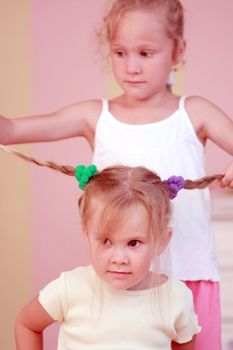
[
  {"left": 0, "top": 144, "right": 224, "bottom": 239},
  {"left": 78, "top": 165, "right": 171, "bottom": 246},
  {"left": 0, "top": 144, "right": 223, "bottom": 186},
  {"left": 100, "top": 0, "right": 184, "bottom": 52}
]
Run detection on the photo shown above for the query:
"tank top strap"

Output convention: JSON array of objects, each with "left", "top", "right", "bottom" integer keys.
[
  {"left": 101, "top": 98, "right": 109, "bottom": 114},
  {"left": 96, "top": 99, "right": 110, "bottom": 137},
  {"left": 178, "top": 96, "right": 187, "bottom": 110}
]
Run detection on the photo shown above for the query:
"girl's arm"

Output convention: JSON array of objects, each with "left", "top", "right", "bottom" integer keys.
[
  {"left": 15, "top": 296, "right": 55, "bottom": 350},
  {"left": 186, "top": 96, "right": 233, "bottom": 187},
  {"left": 172, "top": 337, "right": 195, "bottom": 350},
  {"left": 0, "top": 99, "right": 102, "bottom": 146}
]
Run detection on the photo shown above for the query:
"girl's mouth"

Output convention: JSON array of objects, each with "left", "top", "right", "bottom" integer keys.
[{"left": 108, "top": 270, "right": 131, "bottom": 274}]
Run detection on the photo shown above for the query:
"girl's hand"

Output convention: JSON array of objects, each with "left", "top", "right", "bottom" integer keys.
[{"left": 222, "top": 161, "right": 233, "bottom": 188}]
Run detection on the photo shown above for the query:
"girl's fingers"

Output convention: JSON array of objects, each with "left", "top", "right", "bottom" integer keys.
[
  {"left": 229, "top": 180, "right": 233, "bottom": 189},
  {"left": 221, "top": 168, "right": 233, "bottom": 188}
]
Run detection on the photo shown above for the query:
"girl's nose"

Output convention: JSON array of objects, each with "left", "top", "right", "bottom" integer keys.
[
  {"left": 126, "top": 55, "right": 141, "bottom": 75},
  {"left": 111, "top": 247, "right": 128, "bottom": 264}
]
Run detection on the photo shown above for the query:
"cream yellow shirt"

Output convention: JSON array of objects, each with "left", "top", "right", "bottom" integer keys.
[{"left": 39, "top": 265, "right": 200, "bottom": 350}]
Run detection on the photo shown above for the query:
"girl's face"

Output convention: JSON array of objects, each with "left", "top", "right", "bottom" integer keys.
[
  {"left": 110, "top": 10, "right": 183, "bottom": 101},
  {"left": 84, "top": 202, "right": 170, "bottom": 291}
]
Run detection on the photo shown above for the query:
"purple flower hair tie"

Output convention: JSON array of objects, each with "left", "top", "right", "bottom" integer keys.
[{"left": 163, "top": 176, "right": 185, "bottom": 199}]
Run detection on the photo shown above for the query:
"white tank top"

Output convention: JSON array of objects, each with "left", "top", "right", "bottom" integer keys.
[{"left": 93, "top": 97, "right": 219, "bottom": 281}]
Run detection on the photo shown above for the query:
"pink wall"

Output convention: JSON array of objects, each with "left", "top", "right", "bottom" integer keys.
[
  {"left": 184, "top": 0, "right": 233, "bottom": 173},
  {"left": 31, "top": 1, "right": 106, "bottom": 347}
]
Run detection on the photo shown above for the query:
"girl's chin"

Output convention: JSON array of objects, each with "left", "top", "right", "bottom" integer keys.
[
  {"left": 105, "top": 277, "right": 147, "bottom": 291},
  {"left": 124, "top": 91, "right": 156, "bottom": 102},
  {"left": 104, "top": 278, "right": 135, "bottom": 291}
]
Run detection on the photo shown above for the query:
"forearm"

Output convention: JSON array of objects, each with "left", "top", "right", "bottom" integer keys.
[
  {"left": 0, "top": 114, "right": 58, "bottom": 145},
  {"left": 0, "top": 112, "right": 84, "bottom": 144},
  {"left": 15, "top": 322, "right": 43, "bottom": 350}
]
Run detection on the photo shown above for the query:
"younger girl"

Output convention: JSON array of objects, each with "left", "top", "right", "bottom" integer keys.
[
  {"left": 1, "top": 1, "right": 233, "bottom": 349},
  {"left": 13, "top": 159, "right": 204, "bottom": 349}
]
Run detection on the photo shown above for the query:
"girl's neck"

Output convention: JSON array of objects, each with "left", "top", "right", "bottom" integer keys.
[
  {"left": 114, "top": 88, "right": 176, "bottom": 108},
  {"left": 109, "top": 90, "right": 180, "bottom": 125},
  {"left": 127, "top": 271, "right": 168, "bottom": 291}
]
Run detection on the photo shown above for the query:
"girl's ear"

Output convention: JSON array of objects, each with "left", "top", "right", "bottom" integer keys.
[
  {"left": 82, "top": 222, "right": 87, "bottom": 235},
  {"left": 173, "top": 39, "right": 186, "bottom": 66},
  {"left": 82, "top": 223, "right": 90, "bottom": 246},
  {"left": 156, "top": 228, "right": 173, "bottom": 256}
]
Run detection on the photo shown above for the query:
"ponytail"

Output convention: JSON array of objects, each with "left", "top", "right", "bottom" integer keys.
[{"left": 0, "top": 144, "right": 224, "bottom": 190}]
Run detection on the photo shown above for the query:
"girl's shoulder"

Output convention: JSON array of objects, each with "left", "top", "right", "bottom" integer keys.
[
  {"left": 65, "top": 99, "right": 104, "bottom": 143},
  {"left": 56, "top": 265, "right": 95, "bottom": 292},
  {"left": 71, "top": 99, "right": 103, "bottom": 122},
  {"left": 184, "top": 95, "right": 228, "bottom": 136},
  {"left": 169, "top": 278, "right": 192, "bottom": 297},
  {"left": 185, "top": 95, "right": 217, "bottom": 112},
  {"left": 184, "top": 95, "right": 225, "bottom": 122},
  {"left": 168, "top": 279, "right": 195, "bottom": 311}
]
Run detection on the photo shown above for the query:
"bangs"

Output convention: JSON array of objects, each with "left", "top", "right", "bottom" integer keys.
[
  {"left": 91, "top": 193, "right": 153, "bottom": 242},
  {"left": 79, "top": 165, "right": 171, "bottom": 247}
]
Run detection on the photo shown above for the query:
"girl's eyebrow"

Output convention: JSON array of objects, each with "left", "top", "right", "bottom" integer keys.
[
  {"left": 92, "top": 231, "right": 111, "bottom": 240},
  {"left": 110, "top": 43, "right": 125, "bottom": 48},
  {"left": 117, "top": 232, "right": 149, "bottom": 241},
  {"left": 92, "top": 231, "right": 148, "bottom": 240},
  {"left": 125, "top": 233, "right": 148, "bottom": 240},
  {"left": 111, "top": 43, "right": 161, "bottom": 50}
]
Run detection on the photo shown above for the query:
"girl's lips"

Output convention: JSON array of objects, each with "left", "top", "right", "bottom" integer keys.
[
  {"left": 125, "top": 80, "right": 144, "bottom": 84},
  {"left": 108, "top": 270, "right": 131, "bottom": 274}
]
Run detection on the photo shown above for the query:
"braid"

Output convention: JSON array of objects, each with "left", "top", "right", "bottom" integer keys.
[
  {"left": 0, "top": 144, "right": 224, "bottom": 189},
  {"left": 0, "top": 144, "right": 75, "bottom": 176},
  {"left": 184, "top": 174, "right": 224, "bottom": 189}
]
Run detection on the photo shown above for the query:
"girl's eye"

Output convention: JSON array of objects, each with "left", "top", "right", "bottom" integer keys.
[
  {"left": 140, "top": 51, "right": 154, "bottom": 57},
  {"left": 113, "top": 50, "right": 125, "bottom": 57},
  {"left": 103, "top": 238, "right": 112, "bottom": 246},
  {"left": 128, "top": 240, "right": 141, "bottom": 248}
]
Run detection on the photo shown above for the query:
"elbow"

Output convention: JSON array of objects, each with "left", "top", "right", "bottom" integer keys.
[
  {"left": 15, "top": 314, "right": 23, "bottom": 349},
  {"left": 15, "top": 314, "right": 43, "bottom": 350},
  {"left": 15, "top": 313, "right": 25, "bottom": 344}
]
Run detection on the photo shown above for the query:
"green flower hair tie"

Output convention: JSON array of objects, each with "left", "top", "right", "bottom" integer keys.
[{"left": 75, "top": 164, "right": 98, "bottom": 189}]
